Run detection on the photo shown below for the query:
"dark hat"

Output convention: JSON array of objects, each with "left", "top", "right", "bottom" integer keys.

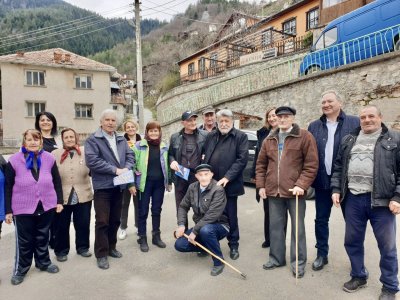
[
  {"left": 195, "top": 164, "right": 213, "bottom": 173},
  {"left": 181, "top": 110, "right": 198, "bottom": 121},
  {"left": 202, "top": 106, "right": 215, "bottom": 115},
  {"left": 275, "top": 106, "right": 296, "bottom": 116}
]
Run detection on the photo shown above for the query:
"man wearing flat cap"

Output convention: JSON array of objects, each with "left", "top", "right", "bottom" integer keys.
[
  {"left": 174, "top": 164, "right": 229, "bottom": 276},
  {"left": 256, "top": 106, "right": 318, "bottom": 278},
  {"left": 169, "top": 111, "right": 208, "bottom": 228},
  {"left": 199, "top": 106, "right": 217, "bottom": 133}
]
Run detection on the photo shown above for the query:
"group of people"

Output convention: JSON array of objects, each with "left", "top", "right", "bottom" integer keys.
[{"left": 0, "top": 90, "right": 398, "bottom": 300}]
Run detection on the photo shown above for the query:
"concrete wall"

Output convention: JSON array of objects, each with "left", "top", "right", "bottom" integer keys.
[
  {"left": 158, "top": 51, "right": 400, "bottom": 138},
  {"left": 1, "top": 63, "right": 112, "bottom": 146}
]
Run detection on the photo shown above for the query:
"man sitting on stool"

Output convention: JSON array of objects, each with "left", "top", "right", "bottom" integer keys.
[{"left": 174, "top": 164, "right": 229, "bottom": 276}]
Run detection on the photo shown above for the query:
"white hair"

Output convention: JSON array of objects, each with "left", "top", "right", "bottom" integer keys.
[
  {"left": 100, "top": 109, "right": 118, "bottom": 122},
  {"left": 216, "top": 109, "right": 234, "bottom": 119}
]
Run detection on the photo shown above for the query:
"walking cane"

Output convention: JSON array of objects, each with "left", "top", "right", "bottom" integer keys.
[
  {"left": 289, "top": 189, "right": 299, "bottom": 285},
  {"left": 174, "top": 231, "right": 247, "bottom": 279}
]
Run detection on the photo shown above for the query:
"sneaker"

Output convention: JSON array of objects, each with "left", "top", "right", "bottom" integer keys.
[
  {"left": 379, "top": 288, "right": 396, "bottom": 300},
  {"left": 97, "top": 257, "right": 109, "bottom": 270},
  {"left": 39, "top": 264, "right": 59, "bottom": 274},
  {"left": 56, "top": 255, "right": 68, "bottom": 262},
  {"left": 210, "top": 265, "right": 224, "bottom": 276},
  {"left": 119, "top": 229, "right": 127, "bottom": 240},
  {"left": 343, "top": 277, "right": 367, "bottom": 293},
  {"left": 11, "top": 275, "right": 25, "bottom": 285}
]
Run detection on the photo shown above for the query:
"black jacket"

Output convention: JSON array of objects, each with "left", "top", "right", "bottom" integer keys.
[
  {"left": 177, "top": 179, "right": 229, "bottom": 235},
  {"left": 202, "top": 127, "right": 248, "bottom": 197},
  {"left": 250, "top": 126, "right": 270, "bottom": 179},
  {"left": 331, "top": 124, "right": 400, "bottom": 207},
  {"left": 308, "top": 110, "right": 359, "bottom": 190}
]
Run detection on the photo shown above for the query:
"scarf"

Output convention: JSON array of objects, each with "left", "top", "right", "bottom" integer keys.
[
  {"left": 60, "top": 145, "right": 81, "bottom": 164},
  {"left": 21, "top": 146, "right": 43, "bottom": 170},
  {"left": 145, "top": 133, "right": 161, "bottom": 146}
]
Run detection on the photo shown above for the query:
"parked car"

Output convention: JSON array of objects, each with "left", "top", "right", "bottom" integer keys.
[
  {"left": 300, "top": 0, "right": 400, "bottom": 75},
  {"left": 242, "top": 130, "right": 257, "bottom": 184}
]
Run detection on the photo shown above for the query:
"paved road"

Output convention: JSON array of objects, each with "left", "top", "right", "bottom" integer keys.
[{"left": 0, "top": 186, "right": 398, "bottom": 300}]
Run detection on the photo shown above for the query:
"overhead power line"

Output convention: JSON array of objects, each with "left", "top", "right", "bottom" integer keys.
[{"left": 141, "top": 0, "right": 191, "bottom": 18}]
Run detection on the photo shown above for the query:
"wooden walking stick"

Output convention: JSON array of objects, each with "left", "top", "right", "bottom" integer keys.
[
  {"left": 289, "top": 189, "right": 299, "bottom": 285},
  {"left": 174, "top": 231, "right": 247, "bottom": 279}
]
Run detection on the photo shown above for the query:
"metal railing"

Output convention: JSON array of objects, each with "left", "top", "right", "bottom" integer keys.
[
  {"left": 180, "top": 65, "right": 225, "bottom": 84},
  {"left": 300, "top": 24, "right": 400, "bottom": 75}
]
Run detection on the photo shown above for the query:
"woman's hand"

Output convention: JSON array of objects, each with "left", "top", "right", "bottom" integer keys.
[
  {"left": 56, "top": 204, "right": 64, "bottom": 213},
  {"left": 5, "top": 213, "right": 13, "bottom": 224},
  {"left": 129, "top": 186, "right": 137, "bottom": 196}
]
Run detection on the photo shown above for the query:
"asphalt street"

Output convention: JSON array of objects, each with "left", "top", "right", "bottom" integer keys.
[{"left": 0, "top": 185, "right": 398, "bottom": 300}]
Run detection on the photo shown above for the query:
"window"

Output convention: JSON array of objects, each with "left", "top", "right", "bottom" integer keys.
[
  {"left": 315, "top": 27, "right": 338, "bottom": 50},
  {"left": 198, "top": 58, "right": 205, "bottom": 72},
  {"left": 26, "top": 101, "right": 45, "bottom": 117},
  {"left": 283, "top": 18, "right": 296, "bottom": 36},
  {"left": 307, "top": 8, "right": 319, "bottom": 31},
  {"left": 75, "top": 74, "right": 92, "bottom": 89},
  {"left": 210, "top": 53, "right": 218, "bottom": 68},
  {"left": 112, "top": 105, "right": 118, "bottom": 110},
  {"left": 323, "top": 0, "right": 346, "bottom": 8},
  {"left": 26, "top": 70, "right": 45, "bottom": 86},
  {"left": 262, "top": 29, "right": 273, "bottom": 46},
  {"left": 188, "top": 63, "right": 195, "bottom": 75},
  {"left": 75, "top": 104, "right": 93, "bottom": 119}
]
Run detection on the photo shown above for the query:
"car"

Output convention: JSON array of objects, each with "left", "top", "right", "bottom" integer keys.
[{"left": 242, "top": 130, "right": 258, "bottom": 184}]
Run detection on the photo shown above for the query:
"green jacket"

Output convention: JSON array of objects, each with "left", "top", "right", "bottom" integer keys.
[{"left": 133, "top": 139, "right": 171, "bottom": 193}]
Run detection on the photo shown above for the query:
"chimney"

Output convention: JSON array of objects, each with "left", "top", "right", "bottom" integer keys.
[
  {"left": 54, "top": 52, "right": 62, "bottom": 63},
  {"left": 64, "top": 53, "right": 71, "bottom": 62},
  {"left": 16, "top": 51, "right": 25, "bottom": 57}
]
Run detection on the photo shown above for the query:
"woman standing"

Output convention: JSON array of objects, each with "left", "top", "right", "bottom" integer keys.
[
  {"left": 251, "top": 107, "right": 278, "bottom": 248},
  {"left": 119, "top": 120, "right": 141, "bottom": 240},
  {"left": 35, "top": 111, "right": 59, "bottom": 153},
  {"left": 0, "top": 155, "right": 6, "bottom": 239},
  {"left": 134, "top": 121, "right": 171, "bottom": 252},
  {"left": 5, "top": 129, "right": 63, "bottom": 285},
  {"left": 53, "top": 128, "right": 93, "bottom": 262}
]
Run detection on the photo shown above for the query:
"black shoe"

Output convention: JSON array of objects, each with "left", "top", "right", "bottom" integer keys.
[
  {"left": 197, "top": 251, "right": 209, "bottom": 258},
  {"left": 108, "top": 249, "right": 123, "bottom": 258},
  {"left": 261, "top": 241, "right": 270, "bottom": 248},
  {"left": 137, "top": 236, "right": 149, "bottom": 252},
  {"left": 312, "top": 256, "right": 328, "bottom": 271},
  {"left": 11, "top": 275, "right": 25, "bottom": 285},
  {"left": 56, "top": 255, "right": 68, "bottom": 262},
  {"left": 379, "top": 287, "right": 396, "bottom": 300},
  {"left": 78, "top": 251, "right": 92, "bottom": 258},
  {"left": 97, "top": 257, "right": 109, "bottom": 270},
  {"left": 292, "top": 269, "right": 305, "bottom": 278},
  {"left": 230, "top": 248, "right": 239, "bottom": 260},
  {"left": 39, "top": 264, "right": 59, "bottom": 274},
  {"left": 210, "top": 265, "right": 224, "bottom": 276},
  {"left": 152, "top": 231, "right": 166, "bottom": 248},
  {"left": 343, "top": 278, "right": 367, "bottom": 293},
  {"left": 263, "top": 261, "right": 284, "bottom": 270}
]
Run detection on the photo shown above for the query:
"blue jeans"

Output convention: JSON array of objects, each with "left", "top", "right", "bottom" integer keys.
[
  {"left": 174, "top": 224, "right": 228, "bottom": 266},
  {"left": 345, "top": 192, "right": 399, "bottom": 293},
  {"left": 138, "top": 178, "right": 165, "bottom": 236}
]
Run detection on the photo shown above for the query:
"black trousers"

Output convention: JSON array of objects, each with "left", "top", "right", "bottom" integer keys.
[
  {"left": 93, "top": 188, "right": 123, "bottom": 258},
  {"left": 120, "top": 189, "right": 138, "bottom": 229},
  {"left": 225, "top": 196, "right": 239, "bottom": 250},
  {"left": 54, "top": 201, "right": 92, "bottom": 256},
  {"left": 13, "top": 209, "right": 55, "bottom": 276},
  {"left": 48, "top": 213, "right": 59, "bottom": 249},
  {"left": 174, "top": 175, "right": 196, "bottom": 229}
]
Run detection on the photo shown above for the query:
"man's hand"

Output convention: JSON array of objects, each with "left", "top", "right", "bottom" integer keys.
[
  {"left": 116, "top": 168, "right": 129, "bottom": 176},
  {"left": 188, "top": 232, "right": 197, "bottom": 245},
  {"left": 170, "top": 161, "right": 179, "bottom": 172},
  {"left": 389, "top": 201, "right": 400, "bottom": 215},
  {"left": 166, "top": 185, "right": 173, "bottom": 192},
  {"left": 129, "top": 186, "right": 137, "bottom": 196},
  {"left": 5, "top": 213, "right": 13, "bottom": 224},
  {"left": 56, "top": 204, "right": 64, "bottom": 213},
  {"left": 291, "top": 186, "right": 304, "bottom": 196},
  {"left": 332, "top": 193, "right": 341, "bottom": 208},
  {"left": 175, "top": 226, "right": 185, "bottom": 238},
  {"left": 217, "top": 177, "right": 229, "bottom": 187},
  {"left": 259, "top": 188, "right": 267, "bottom": 199}
]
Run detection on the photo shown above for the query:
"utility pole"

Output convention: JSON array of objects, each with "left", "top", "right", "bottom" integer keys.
[{"left": 135, "top": 0, "right": 145, "bottom": 131}]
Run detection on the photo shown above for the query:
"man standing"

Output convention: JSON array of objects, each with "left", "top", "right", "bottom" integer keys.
[
  {"left": 202, "top": 109, "right": 248, "bottom": 260},
  {"left": 174, "top": 164, "right": 229, "bottom": 276},
  {"left": 256, "top": 106, "right": 318, "bottom": 278},
  {"left": 308, "top": 90, "right": 359, "bottom": 271},
  {"left": 199, "top": 106, "right": 217, "bottom": 132},
  {"left": 331, "top": 105, "right": 399, "bottom": 299},
  {"left": 85, "top": 109, "right": 135, "bottom": 270},
  {"left": 169, "top": 111, "right": 208, "bottom": 228}
]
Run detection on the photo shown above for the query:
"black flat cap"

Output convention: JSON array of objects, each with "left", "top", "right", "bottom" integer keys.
[
  {"left": 275, "top": 106, "right": 296, "bottom": 116},
  {"left": 195, "top": 164, "right": 213, "bottom": 173},
  {"left": 181, "top": 110, "right": 198, "bottom": 121}
]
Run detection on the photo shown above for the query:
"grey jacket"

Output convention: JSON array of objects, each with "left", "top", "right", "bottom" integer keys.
[
  {"left": 85, "top": 128, "right": 135, "bottom": 190},
  {"left": 177, "top": 179, "right": 229, "bottom": 235},
  {"left": 331, "top": 124, "right": 400, "bottom": 207}
]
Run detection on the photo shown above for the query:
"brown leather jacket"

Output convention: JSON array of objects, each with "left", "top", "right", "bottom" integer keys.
[{"left": 255, "top": 124, "right": 318, "bottom": 199}]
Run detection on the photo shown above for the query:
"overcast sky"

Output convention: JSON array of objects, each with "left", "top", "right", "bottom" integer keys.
[{"left": 63, "top": 0, "right": 263, "bottom": 21}]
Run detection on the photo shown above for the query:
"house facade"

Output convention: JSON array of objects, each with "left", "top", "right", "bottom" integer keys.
[
  {"left": 0, "top": 48, "right": 117, "bottom": 146},
  {"left": 319, "top": 0, "right": 374, "bottom": 24}
]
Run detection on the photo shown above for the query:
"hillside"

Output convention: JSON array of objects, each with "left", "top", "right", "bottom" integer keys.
[{"left": 0, "top": 0, "right": 164, "bottom": 56}]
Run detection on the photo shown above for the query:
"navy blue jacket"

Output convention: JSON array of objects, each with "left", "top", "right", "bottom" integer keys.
[{"left": 308, "top": 110, "right": 359, "bottom": 190}]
